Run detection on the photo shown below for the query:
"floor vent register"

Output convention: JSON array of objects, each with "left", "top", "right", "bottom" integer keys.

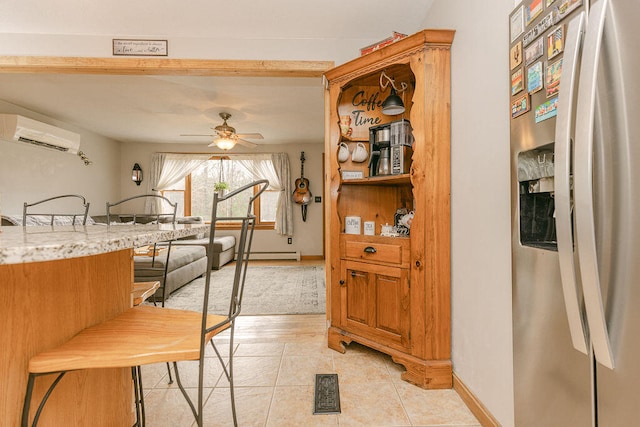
[{"left": 313, "top": 374, "right": 341, "bottom": 415}]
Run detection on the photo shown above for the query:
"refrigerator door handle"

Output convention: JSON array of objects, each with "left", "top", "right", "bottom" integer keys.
[
  {"left": 554, "top": 11, "right": 588, "bottom": 355},
  {"left": 574, "top": 0, "right": 615, "bottom": 369}
]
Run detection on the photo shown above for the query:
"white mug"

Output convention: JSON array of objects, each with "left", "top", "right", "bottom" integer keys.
[
  {"left": 338, "top": 142, "right": 350, "bottom": 163},
  {"left": 351, "top": 142, "right": 368, "bottom": 163}
]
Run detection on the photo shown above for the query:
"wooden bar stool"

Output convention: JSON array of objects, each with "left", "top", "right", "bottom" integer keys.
[{"left": 21, "top": 180, "right": 268, "bottom": 427}]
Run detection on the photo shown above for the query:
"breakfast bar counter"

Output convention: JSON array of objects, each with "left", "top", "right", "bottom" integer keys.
[{"left": 0, "top": 223, "right": 209, "bottom": 426}]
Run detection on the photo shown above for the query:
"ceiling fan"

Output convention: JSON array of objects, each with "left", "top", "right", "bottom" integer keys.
[{"left": 181, "top": 112, "right": 264, "bottom": 150}]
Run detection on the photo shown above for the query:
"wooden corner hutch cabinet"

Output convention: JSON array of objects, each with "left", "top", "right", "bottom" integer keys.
[{"left": 324, "top": 29, "right": 455, "bottom": 389}]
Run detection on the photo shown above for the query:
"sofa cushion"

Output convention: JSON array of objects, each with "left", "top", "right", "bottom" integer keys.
[
  {"left": 172, "top": 235, "right": 236, "bottom": 252},
  {"left": 134, "top": 245, "right": 206, "bottom": 277}
]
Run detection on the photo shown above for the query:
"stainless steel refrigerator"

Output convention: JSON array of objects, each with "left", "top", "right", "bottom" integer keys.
[{"left": 509, "top": 0, "right": 640, "bottom": 425}]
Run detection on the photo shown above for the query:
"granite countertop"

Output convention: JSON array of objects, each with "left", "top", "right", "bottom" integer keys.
[{"left": 0, "top": 223, "right": 210, "bottom": 265}]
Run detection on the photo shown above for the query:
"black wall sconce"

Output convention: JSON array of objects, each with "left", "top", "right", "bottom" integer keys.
[{"left": 132, "top": 163, "right": 143, "bottom": 186}]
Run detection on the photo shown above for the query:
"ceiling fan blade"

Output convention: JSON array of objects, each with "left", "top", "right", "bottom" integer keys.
[
  {"left": 235, "top": 133, "right": 264, "bottom": 140},
  {"left": 235, "top": 138, "right": 258, "bottom": 148},
  {"left": 180, "top": 133, "right": 215, "bottom": 137}
]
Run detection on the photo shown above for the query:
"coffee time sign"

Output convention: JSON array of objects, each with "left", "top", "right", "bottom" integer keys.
[{"left": 337, "top": 84, "right": 412, "bottom": 141}]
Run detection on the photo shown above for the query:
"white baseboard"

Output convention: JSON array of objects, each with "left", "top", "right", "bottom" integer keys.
[{"left": 248, "top": 251, "right": 301, "bottom": 261}]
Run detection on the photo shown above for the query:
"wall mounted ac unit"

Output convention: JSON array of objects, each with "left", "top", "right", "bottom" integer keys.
[{"left": 0, "top": 114, "right": 81, "bottom": 154}]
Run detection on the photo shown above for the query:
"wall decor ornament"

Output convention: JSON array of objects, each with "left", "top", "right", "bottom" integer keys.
[
  {"left": 511, "top": 41, "right": 523, "bottom": 70},
  {"left": 527, "top": 61, "right": 544, "bottom": 94},
  {"left": 547, "top": 25, "right": 565, "bottom": 59}
]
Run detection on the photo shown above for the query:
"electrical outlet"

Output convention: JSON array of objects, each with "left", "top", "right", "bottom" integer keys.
[{"left": 287, "top": 237, "right": 292, "bottom": 244}]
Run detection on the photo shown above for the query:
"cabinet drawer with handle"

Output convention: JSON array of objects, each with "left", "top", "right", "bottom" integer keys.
[{"left": 340, "top": 235, "right": 410, "bottom": 267}]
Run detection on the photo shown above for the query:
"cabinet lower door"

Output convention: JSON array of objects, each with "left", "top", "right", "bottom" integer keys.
[{"left": 340, "top": 260, "right": 411, "bottom": 351}]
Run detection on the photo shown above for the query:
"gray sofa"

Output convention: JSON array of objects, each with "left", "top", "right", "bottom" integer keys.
[
  {"left": 92, "top": 215, "right": 237, "bottom": 301},
  {"left": 133, "top": 244, "right": 207, "bottom": 301},
  {"left": 172, "top": 235, "right": 236, "bottom": 270}
]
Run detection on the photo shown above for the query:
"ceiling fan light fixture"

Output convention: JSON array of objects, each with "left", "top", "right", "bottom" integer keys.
[{"left": 214, "top": 137, "right": 236, "bottom": 150}]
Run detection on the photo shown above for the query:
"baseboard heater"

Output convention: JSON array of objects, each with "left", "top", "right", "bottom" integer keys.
[{"left": 247, "top": 251, "right": 301, "bottom": 261}]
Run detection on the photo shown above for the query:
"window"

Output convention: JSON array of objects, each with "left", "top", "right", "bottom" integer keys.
[{"left": 162, "top": 157, "right": 278, "bottom": 229}]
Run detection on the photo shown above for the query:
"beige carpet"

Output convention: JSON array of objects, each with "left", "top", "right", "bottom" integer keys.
[{"left": 161, "top": 264, "right": 326, "bottom": 315}]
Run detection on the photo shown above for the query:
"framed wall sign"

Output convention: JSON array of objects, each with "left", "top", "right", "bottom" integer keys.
[
  {"left": 341, "top": 170, "right": 364, "bottom": 180},
  {"left": 113, "top": 39, "right": 168, "bottom": 56}
]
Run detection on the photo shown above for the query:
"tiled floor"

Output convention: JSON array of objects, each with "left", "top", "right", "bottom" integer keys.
[{"left": 140, "top": 313, "right": 481, "bottom": 427}]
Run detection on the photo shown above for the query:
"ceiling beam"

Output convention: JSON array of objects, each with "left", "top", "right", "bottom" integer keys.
[{"left": 0, "top": 56, "right": 334, "bottom": 77}]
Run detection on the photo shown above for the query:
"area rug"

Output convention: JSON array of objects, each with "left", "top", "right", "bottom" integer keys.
[{"left": 163, "top": 265, "right": 326, "bottom": 315}]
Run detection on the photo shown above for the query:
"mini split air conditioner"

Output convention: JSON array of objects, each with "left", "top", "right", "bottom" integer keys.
[{"left": 0, "top": 114, "right": 81, "bottom": 154}]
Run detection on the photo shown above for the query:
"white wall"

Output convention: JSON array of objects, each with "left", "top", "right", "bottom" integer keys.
[
  {"left": 0, "top": 0, "right": 431, "bottom": 67},
  {"left": 422, "top": 1, "right": 515, "bottom": 426},
  {"left": 120, "top": 141, "right": 325, "bottom": 257},
  {"left": 0, "top": 101, "right": 121, "bottom": 217}
]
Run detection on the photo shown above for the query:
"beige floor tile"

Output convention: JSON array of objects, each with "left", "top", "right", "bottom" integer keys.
[
  {"left": 137, "top": 308, "right": 480, "bottom": 427},
  {"left": 338, "top": 382, "right": 410, "bottom": 426},
  {"left": 384, "top": 357, "right": 409, "bottom": 383},
  {"left": 201, "top": 386, "right": 273, "bottom": 427},
  {"left": 284, "top": 340, "right": 335, "bottom": 356},
  {"left": 394, "top": 381, "right": 480, "bottom": 426},
  {"left": 141, "top": 362, "right": 173, "bottom": 391},
  {"left": 219, "top": 356, "right": 282, "bottom": 388},
  {"left": 235, "top": 342, "right": 286, "bottom": 357},
  {"left": 151, "top": 358, "right": 226, "bottom": 389},
  {"left": 277, "top": 355, "right": 334, "bottom": 386},
  {"left": 205, "top": 340, "right": 235, "bottom": 358},
  {"left": 142, "top": 387, "right": 211, "bottom": 427},
  {"left": 332, "top": 348, "right": 394, "bottom": 384},
  {"left": 266, "top": 385, "right": 339, "bottom": 426}
]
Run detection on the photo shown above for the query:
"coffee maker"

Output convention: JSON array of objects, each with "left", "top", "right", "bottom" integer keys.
[
  {"left": 368, "top": 119, "right": 413, "bottom": 176},
  {"left": 389, "top": 120, "right": 413, "bottom": 175},
  {"left": 368, "top": 123, "right": 389, "bottom": 176}
]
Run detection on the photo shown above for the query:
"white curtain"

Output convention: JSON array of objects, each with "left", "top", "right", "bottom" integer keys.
[
  {"left": 145, "top": 153, "right": 210, "bottom": 213},
  {"left": 234, "top": 153, "right": 293, "bottom": 236},
  {"left": 270, "top": 153, "right": 294, "bottom": 236}
]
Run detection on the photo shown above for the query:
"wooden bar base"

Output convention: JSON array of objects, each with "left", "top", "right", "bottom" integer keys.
[{"left": 0, "top": 249, "right": 134, "bottom": 426}]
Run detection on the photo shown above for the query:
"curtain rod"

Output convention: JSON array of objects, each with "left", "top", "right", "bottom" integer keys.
[
  {"left": 156, "top": 151, "right": 284, "bottom": 156},
  {"left": 156, "top": 151, "right": 287, "bottom": 158}
]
